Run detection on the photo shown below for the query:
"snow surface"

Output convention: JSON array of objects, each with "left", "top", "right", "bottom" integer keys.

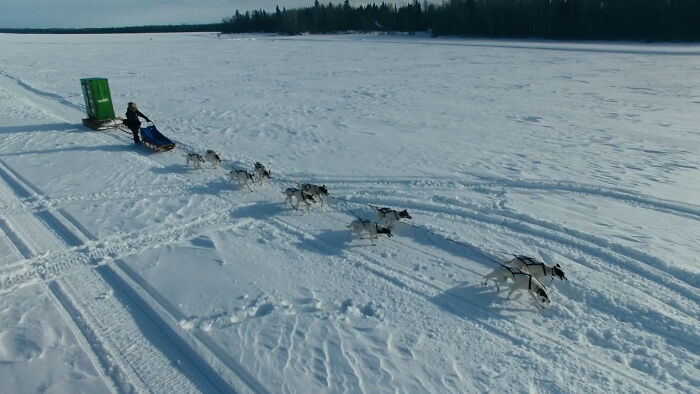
[{"left": 0, "top": 32, "right": 698, "bottom": 393}]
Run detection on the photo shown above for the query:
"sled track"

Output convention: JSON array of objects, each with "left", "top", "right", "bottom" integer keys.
[
  {"left": 0, "top": 180, "right": 212, "bottom": 216},
  {"left": 281, "top": 175, "right": 700, "bottom": 222},
  {"left": 0, "top": 209, "right": 243, "bottom": 292},
  {"left": 333, "top": 192, "right": 699, "bottom": 310}
]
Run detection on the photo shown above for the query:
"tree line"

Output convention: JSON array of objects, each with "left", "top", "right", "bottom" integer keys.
[
  {"left": 222, "top": 0, "right": 700, "bottom": 41},
  {"left": 0, "top": 24, "right": 224, "bottom": 35}
]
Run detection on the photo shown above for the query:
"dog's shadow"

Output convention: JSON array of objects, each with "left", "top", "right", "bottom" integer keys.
[
  {"left": 431, "top": 282, "right": 531, "bottom": 321},
  {"left": 231, "top": 201, "right": 285, "bottom": 220},
  {"left": 295, "top": 229, "right": 350, "bottom": 256},
  {"left": 395, "top": 223, "right": 487, "bottom": 262},
  {"left": 190, "top": 178, "right": 236, "bottom": 197},
  {"left": 151, "top": 164, "right": 186, "bottom": 175},
  {"left": 0, "top": 123, "right": 85, "bottom": 135}
]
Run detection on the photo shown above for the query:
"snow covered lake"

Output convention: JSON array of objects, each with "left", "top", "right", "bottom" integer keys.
[{"left": 0, "top": 32, "right": 698, "bottom": 393}]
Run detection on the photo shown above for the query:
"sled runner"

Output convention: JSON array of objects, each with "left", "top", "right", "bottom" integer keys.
[
  {"left": 82, "top": 117, "right": 124, "bottom": 131},
  {"left": 139, "top": 123, "right": 176, "bottom": 152}
]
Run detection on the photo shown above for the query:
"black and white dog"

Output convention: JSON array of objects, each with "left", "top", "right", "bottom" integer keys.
[
  {"left": 204, "top": 150, "right": 222, "bottom": 168},
  {"left": 483, "top": 265, "right": 551, "bottom": 308},
  {"left": 369, "top": 205, "right": 412, "bottom": 228},
  {"left": 504, "top": 255, "right": 567, "bottom": 282},
  {"left": 227, "top": 170, "right": 255, "bottom": 191},
  {"left": 254, "top": 162, "right": 271, "bottom": 184},
  {"left": 347, "top": 218, "right": 393, "bottom": 245},
  {"left": 284, "top": 187, "right": 316, "bottom": 209},
  {"left": 185, "top": 153, "right": 206, "bottom": 169},
  {"left": 297, "top": 183, "right": 329, "bottom": 205}
]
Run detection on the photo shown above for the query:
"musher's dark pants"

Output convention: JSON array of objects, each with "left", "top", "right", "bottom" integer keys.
[{"left": 126, "top": 122, "right": 141, "bottom": 143}]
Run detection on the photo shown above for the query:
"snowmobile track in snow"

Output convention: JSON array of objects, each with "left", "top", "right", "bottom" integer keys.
[
  {"left": 0, "top": 149, "right": 265, "bottom": 393},
  {"left": 0, "top": 176, "right": 205, "bottom": 392}
]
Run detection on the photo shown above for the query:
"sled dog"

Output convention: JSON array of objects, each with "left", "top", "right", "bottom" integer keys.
[
  {"left": 254, "top": 162, "right": 271, "bottom": 184},
  {"left": 227, "top": 170, "right": 255, "bottom": 191},
  {"left": 369, "top": 205, "right": 412, "bottom": 228},
  {"left": 483, "top": 265, "right": 551, "bottom": 308},
  {"left": 504, "top": 255, "right": 567, "bottom": 281},
  {"left": 297, "top": 183, "right": 329, "bottom": 205},
  {"left": 284, "top": 187, "right": 316, "bottom": 209},
  {"left": 185, "top": 153, "right": 206, "bottom": 169},
  {"left": 204, "top": 150, "right": 221, "bottom": 168},
  {"left": 347, "top": 218, "right": 393, "bottom": 245}
]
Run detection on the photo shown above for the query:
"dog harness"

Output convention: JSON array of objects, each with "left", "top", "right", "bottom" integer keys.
[
  {"left": 515, "top": 255, "right": 547, "bottom": 276},
  {"left": 501, "top": 264, "right": 548, "bottom": 307},
  {"left": 377, "top": 207, "right": 400, "bottom": 221},
  {"left": 503, "top": 265, "right": 542, "bottom": 291},
  {"left": 256, "top": 163, "right": 270, "bottom": 177},
  {"left": 502, "top": 266, "right": 528, "bottom": 287}
]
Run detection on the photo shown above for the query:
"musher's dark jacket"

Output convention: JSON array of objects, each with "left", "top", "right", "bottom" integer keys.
[{"left": 125, "top": 108, "right": 150, "bottom": 131}]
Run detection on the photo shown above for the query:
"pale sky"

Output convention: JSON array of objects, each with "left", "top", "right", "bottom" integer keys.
[{"left": 0, "top": 0, "right": 353, "bottom": 29}]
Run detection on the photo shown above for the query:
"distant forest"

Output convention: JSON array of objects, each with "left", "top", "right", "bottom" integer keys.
[
  {"left": 222, "top": 0, "right": 700, "bottom": 41},
  {"left": 0, "top": 24, "right": 223, "bottom": 35},
  {"left": 2, "top": 0, "right": 698, "bottom": 41}
]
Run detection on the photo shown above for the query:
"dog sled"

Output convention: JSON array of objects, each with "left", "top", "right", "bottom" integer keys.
[
  {"left": 82, "top": 117, "right": 125, "bottom": 131},
  {"left": 138, "top": 123, "right": 176, "bottom": 152}
]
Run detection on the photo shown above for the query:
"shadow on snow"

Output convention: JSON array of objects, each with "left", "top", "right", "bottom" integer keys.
[{"left": 0, "top": 123, "right": 84, "bottom": 134}]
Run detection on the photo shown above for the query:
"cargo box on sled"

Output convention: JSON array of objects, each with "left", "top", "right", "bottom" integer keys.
[{"left": 80, "top": 78, "right": 124, "bottom": 130}]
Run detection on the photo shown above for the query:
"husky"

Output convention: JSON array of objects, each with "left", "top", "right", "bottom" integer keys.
[
  {"left": 254, "top": 162, "right": 271, "bottom": 184},
  {"left": 297, "top": 183, "right": 329, "bottom": 205},
  {"left": 227, "top": 170, "right": 255, "bottom": 191},
  {"left": 204, "top": 150, "right": 221, "bottom": 168},
  {"left": 504, "top": 255, "right": 567, "bottom": 282},
  {"left": 369, "top": 205, "right": 412, "bottom": 228},
  {"left": 284, "top": 187, "right": 316, "bottom": 209},
  {"left": 185, "top": 153, "right": 206, "bottom": 169},
  {"left": 347, "top": 218, "right": 393, "bottom": 246},
  {"left": 483, "top": 265, "right": 551, "bottom": 308}
]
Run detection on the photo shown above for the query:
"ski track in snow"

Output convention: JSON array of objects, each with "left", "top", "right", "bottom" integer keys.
[{"left": 0, "top": 34, "right": 698, "bottom": 393}]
